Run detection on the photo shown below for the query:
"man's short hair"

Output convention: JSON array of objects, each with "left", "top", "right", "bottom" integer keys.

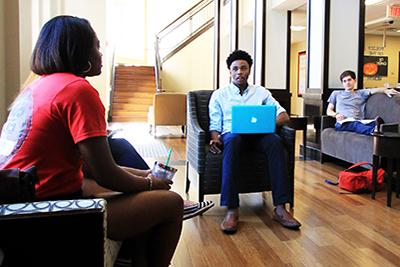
[
  {"left": 226, "top": 50, "right": 253, "bottom": 69},
  {"left": 339, "top": 70, "right": 356, "bottom": 82}
]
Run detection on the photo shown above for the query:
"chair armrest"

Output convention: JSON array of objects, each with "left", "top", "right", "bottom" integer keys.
[
  {"left": 0, "top": 198, "right": 106, "bottom": 218},
  {"left": 186, "top": 113, "right": 207, "bottom": 173},
  {"left": 381, "top": 123, "right": 399, "bottom": 133},
  {"left": 278, "top": 125, "right": 296, "bottom": 158},
  {"left": 321, "top": 115, "right": 336, "bottom": 130},
  {"left": 0, "top": 199, "right": 111, "bottom": 266}
]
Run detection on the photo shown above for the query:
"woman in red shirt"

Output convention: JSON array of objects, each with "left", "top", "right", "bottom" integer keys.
[{"left": 0, "top": 15, "right": 182, "bottom": 267}]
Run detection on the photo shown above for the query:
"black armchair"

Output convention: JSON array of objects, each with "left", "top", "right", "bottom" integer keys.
[{"left": 185, "top": 90, "right": 296, "bottom": 207}]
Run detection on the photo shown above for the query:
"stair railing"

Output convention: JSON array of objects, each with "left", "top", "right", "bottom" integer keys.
[{"left": 154, "top": 0, "right": 215, "bottom": 91}]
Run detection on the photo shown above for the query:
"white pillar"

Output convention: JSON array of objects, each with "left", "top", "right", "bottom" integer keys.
[
  {"left": 265, "top": 1, "right": 288, "bottom": 89},
  {"left": 328, "top": 0, "right": 361, "bottom": 88}
]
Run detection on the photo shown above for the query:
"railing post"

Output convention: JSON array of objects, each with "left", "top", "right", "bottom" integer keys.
[{"left": 154, "top": 36, "right": 162, "bottom": 92}]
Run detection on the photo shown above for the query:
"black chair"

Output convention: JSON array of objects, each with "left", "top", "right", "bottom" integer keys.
[{"left": 185, "top": 90, "right": 296, "bottom": 207}]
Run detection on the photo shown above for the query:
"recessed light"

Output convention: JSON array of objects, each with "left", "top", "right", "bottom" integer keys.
[
  {"left": 290, "top": 25, "right": 306, "bottom": 31},
  {"left": 365, "top": 0, "right": 384, "bottom": 6}
]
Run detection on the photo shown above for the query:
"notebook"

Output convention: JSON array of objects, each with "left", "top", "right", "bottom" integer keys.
[{"left": 231, "top": 105, "right": 276, "bottom": 134}]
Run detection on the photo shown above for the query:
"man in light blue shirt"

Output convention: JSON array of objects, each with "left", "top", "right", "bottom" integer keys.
[{"left": 209, "top": 50, "right": 301, "bottom": 234}]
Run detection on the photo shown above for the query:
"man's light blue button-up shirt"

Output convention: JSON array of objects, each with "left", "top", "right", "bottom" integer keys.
[{"left": 208, "top": 83, "right": 286, "bottom": 134}]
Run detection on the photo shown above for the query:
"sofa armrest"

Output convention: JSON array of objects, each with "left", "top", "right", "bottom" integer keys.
[
  {"left": 321, "top": 115, "right": 336, "bottom": 130},
  {"left": 381, "top": 123, "right": 399, "bottom": 133}
]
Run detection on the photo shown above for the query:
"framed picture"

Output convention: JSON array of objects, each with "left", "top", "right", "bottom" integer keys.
[
  {"left": 297, "top": 51, "right": 306, "bottom": 97},
  {"left": 363, "top": 55, "right": 388, "bottom": 77}
]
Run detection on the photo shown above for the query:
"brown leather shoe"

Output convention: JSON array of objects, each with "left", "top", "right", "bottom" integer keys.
[
  {"left": 273, "top": 207, "right": 301, "bottom": 230},
  {"left": 220, "top": 209, "right": 239, "bottom": 234}
]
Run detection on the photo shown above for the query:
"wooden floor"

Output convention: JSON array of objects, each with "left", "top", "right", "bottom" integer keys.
[{"left": 110, "top": 123, "right": 400, "bottom": 267}]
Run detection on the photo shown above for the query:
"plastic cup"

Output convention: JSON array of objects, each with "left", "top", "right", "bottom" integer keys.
[{"left": 151, "top": 161, "right": 177, "bottom": 180}]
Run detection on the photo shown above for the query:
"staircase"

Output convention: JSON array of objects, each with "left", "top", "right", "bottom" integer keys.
[{"left": 111, "top": 65, "right": 155, "bottom": 122}]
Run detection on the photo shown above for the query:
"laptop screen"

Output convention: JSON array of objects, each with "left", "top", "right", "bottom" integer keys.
[{"left": 231, "top": 105, "right": 276, "bottom": 134}]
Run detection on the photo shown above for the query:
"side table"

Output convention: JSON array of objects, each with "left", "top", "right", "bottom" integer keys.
[
  {"left": 288, "top": 116, "right": 308, "bottom": 160},
  {"left": 372, "top": 132, "right": 400, "bottom": 207}
]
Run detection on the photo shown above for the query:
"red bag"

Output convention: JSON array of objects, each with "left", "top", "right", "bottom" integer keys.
[{"left": 338, "top": 162, "right": 385, "bottom": 193}]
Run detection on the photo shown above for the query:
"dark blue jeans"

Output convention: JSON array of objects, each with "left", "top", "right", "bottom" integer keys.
[
  {"left": 108, "top": 137, "right": 150, "bottom": 170},
  {"left": 335, "top": 120, "right": 376, "bottom": 135},
  {"left": 220, "top": 133, "right": 290, "bottom": 208}
]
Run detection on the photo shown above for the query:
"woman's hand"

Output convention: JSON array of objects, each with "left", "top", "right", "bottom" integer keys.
[
  {"left": 136, "top": 169, "right": 152, "bottom": 177},
  {"left": 149, "top": 175, "right": 173, "bottom": 190}
]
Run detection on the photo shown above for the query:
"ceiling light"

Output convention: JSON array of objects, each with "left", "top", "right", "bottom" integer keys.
[
  {"left": 365, "top": 0, "right": 384, "bottom": 5},
  {"left": 290, "top": 25, "right": 306, "bottom": 31}
]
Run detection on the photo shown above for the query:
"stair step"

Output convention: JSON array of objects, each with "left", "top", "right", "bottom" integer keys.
[
  {"left": 113, "top": 85, "right": 155, "bottom": 92},
  {"left": 113, "top": 91, "right": 154, "bottom": 97},
  {"left": 111, "top": 116, "right": 148, "bottom": 122},
  {"left": 112, "top": 65, "right": 156, "bottom": 122},
  {"left": 112, "top": 104, "right": 150, "bottom": 111},
  {"left": 115, "top": 65, "right": 154, "bottom": 73}
]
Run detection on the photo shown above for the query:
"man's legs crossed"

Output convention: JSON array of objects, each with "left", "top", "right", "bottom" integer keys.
[{"left": 335, "top": 121, "right": 376, "bottom": 135}]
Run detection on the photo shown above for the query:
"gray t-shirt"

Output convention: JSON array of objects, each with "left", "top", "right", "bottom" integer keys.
[{"left": 328, "top": 89, "right": 371, "bottom": 119}]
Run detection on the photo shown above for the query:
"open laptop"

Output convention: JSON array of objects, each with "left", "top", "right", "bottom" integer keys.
[{"left": 231, "top": 105, "right": 276, "bottom": 134}]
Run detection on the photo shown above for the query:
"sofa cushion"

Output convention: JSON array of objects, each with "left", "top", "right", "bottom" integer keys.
[{"left": 321, "top": 128, "right": 373, "bottom": 163}]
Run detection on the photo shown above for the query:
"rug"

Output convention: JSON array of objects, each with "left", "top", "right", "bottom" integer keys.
[
  {"left": 109, "top": 123, "right": 170, "bottom": 158},
  {"left": 130, "top": 139, "right": 169, "bottom": 158}
]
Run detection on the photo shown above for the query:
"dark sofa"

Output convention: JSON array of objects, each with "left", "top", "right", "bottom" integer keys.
[{"left": 321, "top": 93, "right": 400, "bottom": 164}]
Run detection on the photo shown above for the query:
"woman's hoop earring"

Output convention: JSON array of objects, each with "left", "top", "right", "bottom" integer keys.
[{"left": 82, "top": 61, "right": 92, "bottom": 74}]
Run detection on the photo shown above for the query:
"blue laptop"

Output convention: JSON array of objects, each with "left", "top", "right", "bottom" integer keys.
[{"left": 231, "top": 105, "right": 276, "bottom": 134}]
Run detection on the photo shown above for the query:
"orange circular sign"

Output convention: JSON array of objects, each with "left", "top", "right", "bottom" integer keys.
[{"left": 364, "top": 62, "right": 378, "bottom": 76}]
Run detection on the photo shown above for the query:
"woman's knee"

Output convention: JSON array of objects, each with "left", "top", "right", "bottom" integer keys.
[{"left": 158, "top": 190, "right": 184, "bottom": 218}]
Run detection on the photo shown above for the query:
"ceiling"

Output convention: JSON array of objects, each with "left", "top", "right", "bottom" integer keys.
[{"left": 291, "top": 0, "right": 400, "bottom": 44}]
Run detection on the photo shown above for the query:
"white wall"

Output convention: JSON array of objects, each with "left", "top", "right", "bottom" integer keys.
[
  {"left": 62, "top": 0, "right": 109, "bottom": 109},
  {"left": 308, "top": 0, "right": 324, "bottom": 89},
  {"left": 0, "top": 0, "right": 6, "bottom": 127},
  {"left": 328, "top": 0, "right": 359, "bottom": 88},
  {"left": 14, "top": 0, "right": 110, "bottom": 111},
  {"left": 162, "top": 27, "right": 214, "bottom": 93},
  {"left": 4, "top": 0, "right": 20, "bottom": 119},
  {"left": 265, "top": 1, "right": 287, "bottom": 89}
]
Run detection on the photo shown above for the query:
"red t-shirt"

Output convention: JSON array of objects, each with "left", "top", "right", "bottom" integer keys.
[{"left": 0, "top": 73, "right": 107, "bottom": 199}]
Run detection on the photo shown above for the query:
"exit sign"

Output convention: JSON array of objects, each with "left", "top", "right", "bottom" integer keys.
[{"left": 390, "top": 5, "right": 400, "bottom": 17}]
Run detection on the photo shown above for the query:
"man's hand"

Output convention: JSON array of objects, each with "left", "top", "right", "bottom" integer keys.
[
  {"left": 209, "top": 139, "right": 222, "bottom": 154},
  {"left": 335, "top": 113, "right": 345, "bottom": 121},
  {"left": 384, "top": 88, "right": 399, "bottom": 98},
  {"left": 209, "top": 131, "right": 222, "bottom": 154}
]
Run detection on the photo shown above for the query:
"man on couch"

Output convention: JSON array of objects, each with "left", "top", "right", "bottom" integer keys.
[
  {"left": 327, "top": 70, "right": 398, "bottom": 135},
  {"left": 208, "top": 50, "right": 301, "bottom": 234}
]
